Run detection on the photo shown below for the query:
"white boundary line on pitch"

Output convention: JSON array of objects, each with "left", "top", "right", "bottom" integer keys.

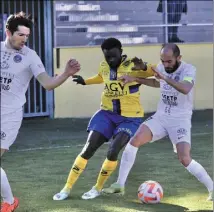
[{"left": 13, "top": 132, "right": 212, "bottom": 153}]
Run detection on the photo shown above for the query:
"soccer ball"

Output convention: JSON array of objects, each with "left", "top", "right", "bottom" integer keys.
[{"left": 137, "top": 180, "right": 163, "bottom": 204}]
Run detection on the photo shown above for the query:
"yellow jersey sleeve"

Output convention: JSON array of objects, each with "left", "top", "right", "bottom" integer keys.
[
  {"left": 85, "top": 74, "right": 103, "bottom": 85},
  {"left": 129, "top": 63, "right": 156, "bottom": 78},
  {"left": 85, "top": 65, "right": 104, "bottom": 85}
]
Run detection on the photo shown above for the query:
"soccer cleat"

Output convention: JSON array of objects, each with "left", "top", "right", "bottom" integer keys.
[
  {"left": 207, "top": 191, "right": 213, "bottom": 201},
  {"left": 1, "top": 197, "right": 19, "bottom": 212},
  {"left": 53, "top": 188, "right": 70, "bottom": 201},
  {"left": 81, "top": 186, "right": 101, "bottom": 200},
  {"left": 102, "top": 182, "right": 125, "bottom": 195}
]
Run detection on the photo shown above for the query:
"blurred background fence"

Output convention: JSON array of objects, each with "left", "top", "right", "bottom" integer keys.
[{"left": 54, "top": 0, "right": 213, "bottom": 47}]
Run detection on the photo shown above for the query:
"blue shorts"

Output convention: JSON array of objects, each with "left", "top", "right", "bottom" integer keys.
[{"left": 87, "top": 110, "right": 143, "bottom": 140}]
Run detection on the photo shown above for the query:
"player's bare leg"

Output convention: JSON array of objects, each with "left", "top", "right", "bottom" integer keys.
[
  {"left": 103, "top": 124, "right": 152, "bottom": 194},
  {"left": 176, "top": 142, "right": 213, "bottom": 201},
  {"left": 1, "top": 149, "right": 19, "bottom": 212}
]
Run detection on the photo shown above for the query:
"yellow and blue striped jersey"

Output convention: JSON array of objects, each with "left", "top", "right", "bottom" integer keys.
[{"left": 85, "top": 56, "right": 155, "bottom": 117}]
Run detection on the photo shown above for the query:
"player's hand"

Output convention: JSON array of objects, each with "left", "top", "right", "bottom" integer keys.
[
  {"left": 151, "top": 66, "right": 166, "bottom": 80},
  {"left": 131, "top": 57, "right": 147, "bottom": 71},
  {"left": 118, "top": 75, "right": 136, "bottom": 85},
  {"left": 64, "top": 59, "right": 81, "bottom": 77},
  {"left": 72, "top": 75, "right": 86, "bottom": 85}
]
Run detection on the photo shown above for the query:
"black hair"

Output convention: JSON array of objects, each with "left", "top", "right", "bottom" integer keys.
[
  {"left": 161, "top": 43, "right": 180, "bottom": 57},
  {"left": 101, "top": 37, "right": 122, "bottom": 50},
  {"left": 5, "top": 11, "right": 33, "bottom": 34}
]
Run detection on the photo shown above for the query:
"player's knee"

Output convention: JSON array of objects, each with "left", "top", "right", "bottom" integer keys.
[
  {"left": 130, "top": 133, "right": 145, "bottom": 147},
  {"left": 106, "top": 132, "right": 130, "bottom": 161},
  {"left": 80, "top": 131, "right": 107, "bottom": 160},
  {"left": 130, "top": 134, "right": 139, "bottom": 147},
  {"left": 80, "top": 141, "right": 102, "bottom": 160},
  {"left": 178, "top": 154, "right": 192, "bottom": 167},
  {"left": 81, "top": 149, "right": 95, "bottom": 160},
  {"left": 106, "top": 151, "right": 118, "bottom": 161},
  {"left": 106, "top": 149, "right": 119, "bottom": 161},
  {"left": 130, "top": 124, "right": 152, "bottom": 147}
]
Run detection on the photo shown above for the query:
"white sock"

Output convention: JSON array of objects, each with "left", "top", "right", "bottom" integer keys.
[
  {"left": 186, "top": 159, "right": 213, "bottom": 192},
  {"left": 1, "top": 167, "right": 14, "bottom": 204},
  {"left": 117, "top": 143, "right": 138, "bottom": 187}
]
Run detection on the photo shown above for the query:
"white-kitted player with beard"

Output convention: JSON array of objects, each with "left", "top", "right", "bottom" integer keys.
[
  {"left": 0, "top": 12, "right": 81, "bottom": 212},
  {"left": 102, "top": 43, "right": 213, "bottom": 201}
]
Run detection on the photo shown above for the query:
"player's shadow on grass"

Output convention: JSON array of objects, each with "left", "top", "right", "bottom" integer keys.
[
  {"left": 47, "top": 194, "right": 212, "bottom": 212},
  {"left": 125, "top": 199, "right": 213, "bottom": 212},
  {"left": 119, "top": 200, "right": 189, "bottom": 212},
  {"left": 96, "top": 195, "right": 188, "bottom": 212}
]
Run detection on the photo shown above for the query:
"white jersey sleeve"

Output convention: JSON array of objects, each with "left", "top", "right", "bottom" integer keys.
[
  {"left": 156, "top": 62, "right": 163, "bottom": 72},
  {"left": 182, "top": 64, "right": 196, "bottom": 84},
  {"left": 29, "top": 51, "right": 46, "bottom": 78},
  {"left": 155, "top": 63, "right": 165, "bottom": 82}
]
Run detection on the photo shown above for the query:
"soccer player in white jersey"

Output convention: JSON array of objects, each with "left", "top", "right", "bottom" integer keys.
[
  {"left": 103, "top": 43, "right": 213, "bottom": 201},
  {"left": 0, "top": 12, "right": 80, "bottom": 212}
]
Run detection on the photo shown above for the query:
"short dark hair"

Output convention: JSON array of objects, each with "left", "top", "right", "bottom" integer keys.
[
  {"left": 161, "top": 43, "right": 180, "bottom": 57},
  {"left": 5, "top": 11, "right": 33, "bottom": 34},
  {"left": 101, "top": 37, "right": 122, "bottom": 51}
]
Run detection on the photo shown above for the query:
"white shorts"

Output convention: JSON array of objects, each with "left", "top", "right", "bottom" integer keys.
[
  {"left": 143, "top": 113, "right": 191, "bottom": 145},
  {"left": 1, "top": 109, "right": 23, "bottom": 150}
]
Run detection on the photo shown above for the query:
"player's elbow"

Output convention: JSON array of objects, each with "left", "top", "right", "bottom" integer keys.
[
  {"left": 181, "top": 84, "right": 193, "bottom": 95},
  {"left": 181, "top": 89, "right": 191, "bottom": 95},
  {"left": 43, "top": 83, "right": 54, "bottom": 91},
  {"left": 45, "top": 87, "right": 53, "bottom": 91}
]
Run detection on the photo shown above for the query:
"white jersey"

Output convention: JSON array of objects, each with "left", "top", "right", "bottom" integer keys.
[
  {"left": 156, "top": 61, "right": 196, "bottom": 119},
  {"left": 0, "top": 41, "right": 46, "bottom": 114}
]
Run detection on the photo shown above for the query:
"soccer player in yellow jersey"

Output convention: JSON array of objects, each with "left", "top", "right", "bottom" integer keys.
[{"left": 53, "top": 38, "right": 155, "bottom": 200}]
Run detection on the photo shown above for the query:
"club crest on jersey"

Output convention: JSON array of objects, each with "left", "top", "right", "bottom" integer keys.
[{"left": 13, "top": 54, "right": 22, "bottom": 63}]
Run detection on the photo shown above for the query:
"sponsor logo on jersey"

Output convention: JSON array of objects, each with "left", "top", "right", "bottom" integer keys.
[
  {"left": 0, "top": 72, "right": 14, "bottom": 91},
  {"left": 162, "top": 94, "right": 178, "bottom": 106},
  {"left": 104, "top": 82, "right": 128, "bottom": 97}
]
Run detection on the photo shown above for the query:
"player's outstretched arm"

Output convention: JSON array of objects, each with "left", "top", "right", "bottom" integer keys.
[
  {"left": 72, "top": 75, "right": 86, "bottom": 85},
  {"left": 36, "top": 59, "right": 81, "bottom": 90},
  {"left": 72, "top": 74, "right": 103, "bottom": 85},
  {"left": 119, "top": 75, "right": 160, "bottom": 87},
  {"left": 152, "top": 67, "right": 194, "bottom": 94},
  {"left": 135, "top": 78, "right": 160, "bottom": 87}
]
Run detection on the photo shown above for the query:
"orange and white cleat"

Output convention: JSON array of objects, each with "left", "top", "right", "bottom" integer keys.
[{"left": 1, "top": 197, "right": 19, "bottom": 212}]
